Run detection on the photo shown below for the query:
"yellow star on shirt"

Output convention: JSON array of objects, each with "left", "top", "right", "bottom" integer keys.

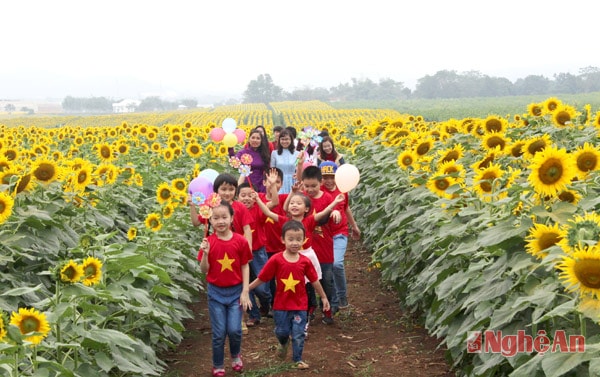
[
  {"left": 265, "top": 217, "right": 275, "bottom": 224},
  {"left": 217, "top": 253, "right": 235, "bottom": 272},
  {"left": 280, "top": 272, "right": 300, "bottom": 293}
]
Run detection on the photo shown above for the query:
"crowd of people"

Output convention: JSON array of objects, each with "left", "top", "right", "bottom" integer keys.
[{"left": 189, "top": 125, "right": 361, "bottom": 376}]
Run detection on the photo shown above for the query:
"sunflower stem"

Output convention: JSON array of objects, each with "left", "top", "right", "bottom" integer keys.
[{"left": 580, "top": 313, "right": 586, "bottom": 338}]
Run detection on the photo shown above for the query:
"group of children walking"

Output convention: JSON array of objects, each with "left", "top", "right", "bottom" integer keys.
[{"left": 189, "top": 158, "right": 360, "bottom": 376}]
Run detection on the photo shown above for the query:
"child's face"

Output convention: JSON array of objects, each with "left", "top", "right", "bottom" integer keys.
[
  {"left": 217, "top": 183, "right": 236, "bottom": 203},
  {"left": 322, "top": 175, "right": 336, "bottom": 191},
  {"left": 321, "top": 141, "right": 333, "bottom": 154},
  {"left": 282, "top": 228, "right": 305, "bottom": 253},
  {"left": 209, "top": 206, "right": 233, "bottom": 233},
  {"left": 302, "top": 178, "right": 321, "bottom": 198},
  {"left": 238, "top": 187, "right": 254, "bottom": 209},
  {"left": 288, "top": 195, "right": 309, "bottom": 217}
]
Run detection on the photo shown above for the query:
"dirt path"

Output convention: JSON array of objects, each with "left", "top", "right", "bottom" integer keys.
[{"left": 164, "top": 240, "right": 452, "bottom": 377}]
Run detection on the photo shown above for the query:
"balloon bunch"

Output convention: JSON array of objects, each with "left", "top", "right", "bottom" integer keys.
[
  {"left": 209, "top": 118, "right": 246, "bottom": 148},
  {"left": 189, "top": 169, "right": 221, "bottom": 236}
]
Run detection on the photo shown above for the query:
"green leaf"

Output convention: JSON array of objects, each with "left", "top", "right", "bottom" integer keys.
[
  {"left": 1, "top": 284, "right": 42, "bottom": 296},
  {"left": 95, "top": 351, "right": 114, "bottom": 373}
]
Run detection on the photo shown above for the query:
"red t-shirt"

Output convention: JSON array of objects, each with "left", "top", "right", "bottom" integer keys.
[
  {"left": 259, "top": 193, "right": 287, "bottom": 254},
  {"left": 306, "top": 191, "right": 334, "bottom": 263},
  {"left": 200, "top": 232, "right": 253, "bottom": 288},
  {"left": 322, "top": 185, "right": 349, "bottom": 237},
  {"left": 247, "top": 202, "right": 266, "bottom": 251},
  {"left": 276, "top": 214, "right": 317, "bottom": 250},
  {"left": 258, "top": 252, "right": 318, "bottom": 311}
]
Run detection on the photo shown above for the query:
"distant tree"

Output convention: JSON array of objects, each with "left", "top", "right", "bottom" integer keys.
[
  {"left": 243, "top": 74, "right": 284, "bottom": 103},
  {"left": 138, "top": 96, "right": 164, "bottom": 112},
  {"left": 578, "top": 66, "right": 600, "bottom": 92},
  {"left": 20, "top": 106, "right": 34, "bottom": 115},
  {"left": 513, "top": 75, "right": 552, "bottom": 95},
  {"left": 62, "top": 96, "right": 112, "bottom": 113},
  {"left": 180, "top": 98, "right": 198, "bottom": 108},
  {"left": 288, "top": 86, "right": 330, "bottom": 101},
  {"left": 414, "top": 70, "right": 462, "bottom": 98},
  {"left": 552, "top": 72, "right": 581, "bottom": 93},
  {"left": 4, "top": 103, "right": 16, "bottom": 113}
]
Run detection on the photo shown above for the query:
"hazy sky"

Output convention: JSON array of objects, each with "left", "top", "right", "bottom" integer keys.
[{"left": 1, "top": 0, "right": 597, "bottom": 100}]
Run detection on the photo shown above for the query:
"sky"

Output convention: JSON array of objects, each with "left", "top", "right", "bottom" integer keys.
[{"left": 1, "top": 0, "right": 597, "bottom": 100}]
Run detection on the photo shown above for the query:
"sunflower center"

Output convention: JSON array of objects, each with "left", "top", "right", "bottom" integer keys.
[
  {"left": 539, "top": 232, "right": 561, "bottom": 250},
  {"left": 0, "top": 201, "right": 5, "bottom": 212},
  {"left": 555, "top": 111, "right": 570, "bottom": 126},
  {"left": 442, "top": 151, "right": 459, "bottom": 163},
  {"left": 20, "top": 316, "right": 41, "bottom": 334},
  {"left": 77, "top": 171, "right": 88, "bottom": 184},
  {"left": 528, "top": 141, "right": 547, "bottom": 155},
  {"left": 538, "top": 158, "right": 563, "bottom": 184},
  {"left": 558, "top": 191, "right": 576, "bottom": 203},
  {"left": 480, "top": 181, "right": 493, "bottom": 193},
  {"left": 160, "top": 189, "right": 171, "bottom": 200},
  {"left": 577, "top": 153, "right": 597, "bottom": 172},
  {"left": 416, "top": 143, "right": 430, "bottom": 155},
  {"left": 487, "top": 136, "right": 505, "bottom": 150},
  {"left": 84, "top": 265, "right": 97, "bottom": 277},
  {"left": 63, "top": 265, "right": 77, "bottom": 280},
  {"left": 511, "top": 143, "right": 524, "bottom": 158},
  {"left": 485, "top": 119, "right": 502, "bottom": 132},
  {"left": 574, "top": 259, "right": 600, "bottom": 289},
  {"left": 100, "top": 146, "right": 111, "bottom": 158},
  {"left": 402, "top": 156, "right": 413, "bottom": 166},
  {"left": 532, "top": 106, "right": 542, "bottom": 116},
  {"left": 435, "top": 179, "right": 450, "bottom": 191},
  {"left": 34, "top": 163, "right": 55, "bottom": 181}
]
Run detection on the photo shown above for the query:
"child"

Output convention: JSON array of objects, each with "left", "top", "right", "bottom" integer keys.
[
  {"left": 299, "top": 165, "right": 341, "bottom": 324},
  {"left": 248, "top": 220, "right": 331, "bottom": 370},
  {"left": 319, "top": 161, "right": 361, "bottom": 308},
  {"left": 198, "top": 201, "right": 252, "bottom": 377},
  {"left": 237, "top": 171, "right": 279, "bottom": 326}
]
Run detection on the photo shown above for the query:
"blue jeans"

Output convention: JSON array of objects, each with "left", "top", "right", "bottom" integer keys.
[
  {"left": 207, "top": 283, "right": 243, "bottom": 368},
  {"left": 333, "top": 234, "right": 348, "bottom": 304},
  {"left": 273, "top": 310, "right": 307, "bottom": 362},
  {"left": 248, "top": 247, "right": 272, "bottom": 320},
  {"left": 319, "top": 263, "right": 338, "bottom": 312}
]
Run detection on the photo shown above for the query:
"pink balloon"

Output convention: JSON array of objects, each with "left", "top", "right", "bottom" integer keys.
[
  {"left": 302, "top": 161, "right": 313, "bottom": 170},
  {"left": 335, "top": 164, "right": 360, "bottom": 193},
  {"left": 210, "top": 128, "right": 225, "bottom": 142},
  {"left": 233, "top": 129, "right": 246, "bottom": 144},
  {"left": 188, "top": 176, "right": 213, "bottom": 198}
]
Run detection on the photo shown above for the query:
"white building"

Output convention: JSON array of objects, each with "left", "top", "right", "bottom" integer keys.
[{"left": 112, "top": 99, "right": 141, "bottom": 113}]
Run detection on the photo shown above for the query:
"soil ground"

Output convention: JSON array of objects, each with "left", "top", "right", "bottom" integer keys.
[{"left": 164, "top": 240, "right": 453, "bottom": 377}]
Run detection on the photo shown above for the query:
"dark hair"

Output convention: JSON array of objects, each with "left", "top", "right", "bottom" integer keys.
[
  {"left": 289, "top": 192, "right": 312, "bottom": 213},
  {"left": 285, "top": 126, "right": 297, "bottom": 140},
  {"left": 281, "top": 219, "right": 306, "bottom": 238},
  {"left": 214, "top": 173, "right": 238, "bottom": 192},
  {"left": 263, "top": 167, "right": 284, "bottom": 181},
  {"left": 248, "top": 128, "right": 271, "bottom": 168},
  {"left": 301, "top": 165, "right": 322, "bottom": 182},
  {"left": 276, "top": 129, "right": 296, "bottom": 155},
  {"left": 237, "top": 181, "right": 252, "bottom": 195},
  {"left": 319, "top": 136, "right": 339, "bottom": 162},
  {"left": 273, "top": 125, "right": 284, "bottom": 133}
]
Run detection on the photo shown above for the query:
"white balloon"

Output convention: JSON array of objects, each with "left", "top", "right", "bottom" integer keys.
[
  {"left": 335, "top": 164, "right": 360, "bottom": 193},
  {"left": 222, "top": 118, "right": 237, "bottom": 133},
  {"left": 198, "top": 168, "right": 219, "bottom": 184}
]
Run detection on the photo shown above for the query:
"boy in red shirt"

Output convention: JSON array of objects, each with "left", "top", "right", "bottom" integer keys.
[
  {"left": 319, "top": 161, "right": 361, "bottom": 309},
  {"left": 248, "top": 220, "right": 330, "bottom": 370}
]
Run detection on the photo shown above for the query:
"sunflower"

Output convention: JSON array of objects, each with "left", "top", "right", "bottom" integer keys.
[
  {"left": 163, "top": 148, "right": 175, "bottom": 162},
  {"left": 186, "top": 142, "right": 203, "bottom": 158},
  {"left": 145, "top": 213, "right": 162, "bottom": 232},
  {"left": 557, "top": 245, "right": 600, "bottom": 298},
  {"left": 96, "top": 143, "right": 115, "bottom": 162},
  {"left": 0, "top": 313, "right": 6, "bottom": 342},
  {"left": 525, "top": 222, "right": 565, "bottom": 259},
  {"left": 3, "top": 148, "right": 19, "bottom": 161},
  {"left": 527, "top": 103, "right": 543, "bottom": 117},
  {"left": 437, "top": 144, "right": 464, "bottom": 164},
  {"left": 413, "top": 138, "right": 434, "bottom": 157},
  {"left": 543, "top": 97, "right": 563, "bottom": 114},
  {"left": 436, "top": 160, "right": 465, "bottom": 183},
  {"left": 481, "top": 132, "right": 509, "bottom": 153},
  {"left": 70, "top": 165, "right": 94, "bottom": 192},
  {"left": 127, "top": 227, "right": 137, "bottom": 241},
  {"left": 151, "top": 142, "right": 162, "bottom": 153},
  {"left": 593, "top": 111, "right": 600, "bottom": 129},
  {"left": 60, "top": 260, "right": 84, "bottom": 283},
  {"left": 10, "top": 307, "right": 51, "bottom": 345},
  {"left": 116, "top": 143, "right": 130, "bottom": 155},
  {"left": 32, "top": 158, "right": 62, "bottom": 184},
  {"left": 557, "top": 189, "right": 581, "bottom": 205},
  {"left": 81, "top": 256, "right": 103, "bottom": 286},
  {"left": 426, "top": 175, "right": 456, "bottom": 199},
  {"left": 508, "top": 141, "right": 526, "bottom": 158},
  {"left": 162, "top": 203, "right": 175, "bottom": 218},
  {"left": 156, "top": 183, "right": 173, "bottom": 204},
  {"left": 527, "top": 146, "right": 576, "bottom": 197},
  {"left": 472, "top": 163, "right": 505, "bottom": 200},
  {"left": 14, "top": 173, "right": 34, "bottom": 194},
  {"left": 559, "top": 212, "right": 600, "bottom": 253},
  {"left": 482, "top": 115, "right": 507, "bottom": 134},
  {"left": 551, "top": 105, "right": 578, "bottom": 127},
  {"left": 573, "top": 143, "right": 600, "bottom": 177},
  {"left": 0, "top": 192, "right": 15, "bottom": 225},
  {"left": 471, "top": 152, "right": 496, "bottom": 171},
  {"left": 397, "top": 150, "right": 418, "bottom": 170},
  {"left": 523, "top": 135, "right": 553, "bottom": 160},
  {"left": 171, "top": 178, "right": 187, "bottom": 196}
]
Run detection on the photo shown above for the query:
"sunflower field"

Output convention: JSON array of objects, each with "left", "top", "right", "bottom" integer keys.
[{"left": 2, "top": 98, "right": 600, "bottom": 376}]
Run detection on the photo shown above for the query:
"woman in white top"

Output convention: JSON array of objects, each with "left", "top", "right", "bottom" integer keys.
[{"left": 270, "top": 129, "right": 299, "bottom": 194}]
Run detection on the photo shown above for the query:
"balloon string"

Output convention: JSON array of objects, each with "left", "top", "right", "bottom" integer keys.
[{"left": 246, "top": 175, "right": 254, "bottom": 190}]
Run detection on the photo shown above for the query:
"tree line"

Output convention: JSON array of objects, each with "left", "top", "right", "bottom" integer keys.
[
  {"left": 61, "top": 96, "right": 199, "bottom": 114},
  {"left": 242, "top": 67, "right": 600, "bottom": 103}
]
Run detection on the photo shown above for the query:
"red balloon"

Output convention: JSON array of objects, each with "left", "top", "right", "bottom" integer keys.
[
  {"left": 233, "top": 129, "right": 246, "bottom": 144},
  {"left": 210, "top": 127, "right": 226, "bottom": 142}
]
